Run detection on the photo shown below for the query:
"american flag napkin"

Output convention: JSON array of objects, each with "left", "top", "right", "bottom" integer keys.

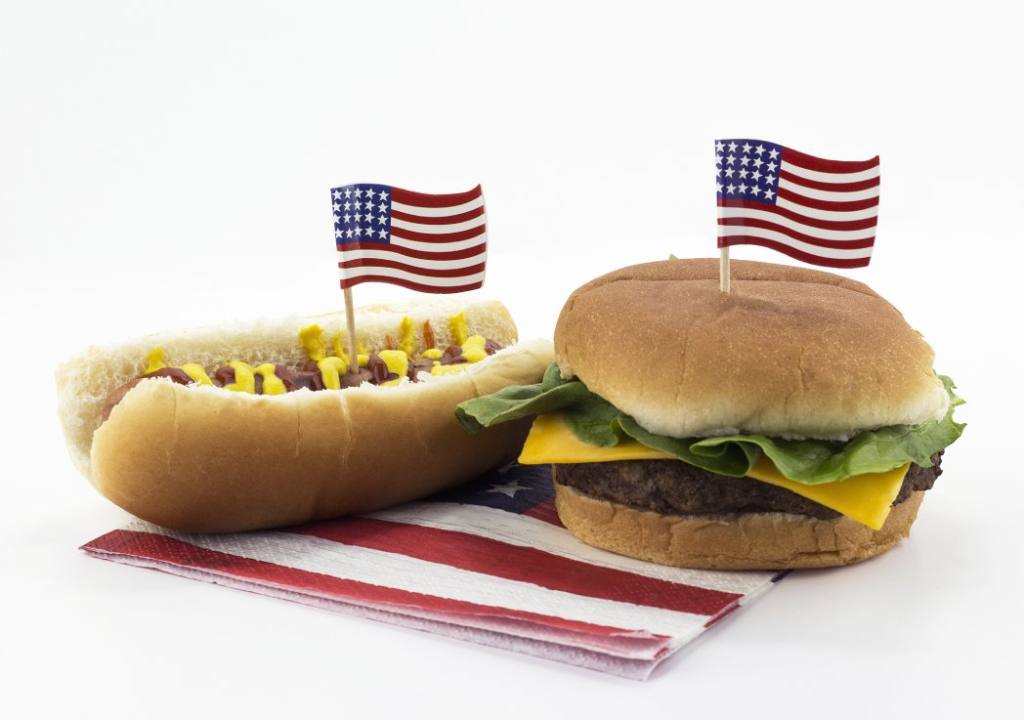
[{"left": 82, "top": 464, "right": 785, "bottom": 680}]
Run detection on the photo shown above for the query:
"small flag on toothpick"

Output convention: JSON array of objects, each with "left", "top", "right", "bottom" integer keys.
[
  {"left": 332, "top": 184, "right": 487, "bottom": 293},
  {"left": 329, "top": 183, "right": 487, "bottom": 371},
  {"left": 715, "top": 139, "right": 879, "bottom": 291}
]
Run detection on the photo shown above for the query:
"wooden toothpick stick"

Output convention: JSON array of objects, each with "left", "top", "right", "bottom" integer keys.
[
  {"left": 720, "top": 245, "right": 731, "bottom": 294},
  {"left": 343, "top": 286, "right": 359, "bottom": 373}
]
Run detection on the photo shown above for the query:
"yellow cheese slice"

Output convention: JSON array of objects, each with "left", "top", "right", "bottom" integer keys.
[
  {"left": 518, "top": 414, "right": 909, "bottom": 530},
  {"left": 518, "top": 414, "right": 671, "bottom": 464}
]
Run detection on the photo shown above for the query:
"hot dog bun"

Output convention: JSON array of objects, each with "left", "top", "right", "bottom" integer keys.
[{"left": 57, "top": 299, "right": 553, "bottom": 532}]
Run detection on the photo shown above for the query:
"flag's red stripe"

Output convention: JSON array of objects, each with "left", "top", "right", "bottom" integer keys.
[
  {"left": 391, "top": 185, "right": 482, "bottom": 208},
  {"left": 389, "top": 225, "right": 487, "bottom": 244},
  {"left": 390, "top": 205, "right": 485, "bottom": 225},
  {"left": 522, "top": 502, "right": 562, "bottom": 526},
  {"left": 717, "top": 217, "right": 876, "bottom": 250},
  {"left": 84, "top": 530, "right": 637, "bottom": 637},
  {"left": 778, "top": 170, "right": 880, "bottom": 192},
  {"left": 336, "top": 241, "right": 487, "bottom": 261},
  {"left": 717, "top": 199, "right": 879, "bottom": 231},
  {"left": 290, "top": 518, "right": 742, "bottom": 616},
  {"left": 717, "top": 236, "right": 872, "bottom": 268},
  {"left": 339, "top": 259, "right": 486, "bottom": 278},
  {"left": 340, "top": 276, "right": 484, "bottom": 293},
  {"left": 777, "top": 187, "right": 880, "bottom": 212},
  {"left": 782, "top": 147, "right": 880, "bottom": 174}
]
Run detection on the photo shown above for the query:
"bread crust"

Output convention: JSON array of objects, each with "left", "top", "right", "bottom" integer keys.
[
  {"left": 57, "top": 298, "right": 520, "bottom": 478},
  {"left": 61, "top": 299, "right": 553, "bottom": 532},
  {"left": 553, "top": 477, "right": 924, "bottom": 570},
  {"left": 554, "top": 258, "right": 948, "bottom": 440},
  {"left": 91, "top": 339, "right": 552, "bottom": 532}
]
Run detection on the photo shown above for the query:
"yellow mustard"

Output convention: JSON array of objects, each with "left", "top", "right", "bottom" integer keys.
[
  {"left": 301, "top": 324, "right": 369, "bottom": 372},
  {"left": 255, "top": 363, "right": 287, "bottom": 395},
  {"left": 317, "top": 356, "right": 346, "bottom": 390},
  {"left": 329, "top": 331, "right": 349, "bottom": 367},
  {"left": 299, "top": 324, "right": 327, "bottom": 362},
  {"left": 145, "top": 347, "right": 167, "bottom": 374},
  {"left": 139, "top": 310, "right": 489, "bottom": 396},
  {"left": 378, "top": 350, "right": 409, "bottom": 385},
  {"left": 431, "top": 362, "right": 468, "bottom": 376},
  {"left": 181, "top": 363, "right": 213, "bottom": 385},
  {"left": 461, "top": 335, "right": 488, "bottom": 363},
  {"left": 224, "top": 361, "right": 256, "bottom": 393},
  {"left": 448, "top": 312, "right": 469, "bottom": 346},
  {"left": 399, "top": 316, "right": 415, "bottom": 356},
  {"left": 331, "top": 331, "right": 368, "bottom": 368}
]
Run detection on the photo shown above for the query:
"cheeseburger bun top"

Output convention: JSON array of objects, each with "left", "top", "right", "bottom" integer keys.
[{"left": 554, "top": 258, "right": 948, "bottom": 441}]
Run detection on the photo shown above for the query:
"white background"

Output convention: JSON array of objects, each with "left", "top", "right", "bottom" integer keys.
[{"left": 1, "top": 1, "right": 1020, "bottom": 716}]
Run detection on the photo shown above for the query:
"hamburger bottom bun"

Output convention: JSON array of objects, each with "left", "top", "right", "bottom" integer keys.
[
  {"left": 554, "top": 258, "right": 949, "bottom": 441},
  {"left": 553, "top": 476, "right": 924, "bottom": 570},
  {"left": 58, "top": 299, "right": 554, "bottom": 533}
]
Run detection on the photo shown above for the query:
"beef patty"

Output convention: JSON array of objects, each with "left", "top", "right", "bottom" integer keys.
[{"left": 553, "top": 452, "right": 943, "bottom": 520}]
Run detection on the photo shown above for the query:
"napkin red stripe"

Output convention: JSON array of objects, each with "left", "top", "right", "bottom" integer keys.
[
  {"left": 87, "top": 529, "right": 643, "bottom": 638},
  {"left": 290, "top": 518, "right": 742, "bottom": 616},
  {"left": 81, "top": 463, "right": 785, "bottom": 680}
]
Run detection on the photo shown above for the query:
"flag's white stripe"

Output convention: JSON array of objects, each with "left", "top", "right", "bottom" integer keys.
[
  {"left": 780, "top": 159, "right": 879, "bottom": 184},
  {"left": 391, "top": 233, "right": 487, "bottom": 253},
  {"left": 776, "top": 196, "right": 879, "bottom": 222},
  {"left": 336, "top": 249, "right": 486, "bottom": 270},
  {"left": 339, "top": 266, "right": 486, "bottom": 286},
  {"left": 718, "top": 226, "right": 873, "bottom": 259},
  {"left": 716, "top": 207, "right": 876, "bottom": 241},
  {"left": 367, "top": 502, "right": 776, "bottom": 595},
  {"left": 778, "top": 177, "right": 879, "bottom": 202},
  {"left": 391, "top": 195, "right": 484, "bottom": 217},
  {"left": 137, "top": 524, "right": 709, "bottom": 637},
  {"left": 390, "top": 214, "right": 486, "bottom": 234}
]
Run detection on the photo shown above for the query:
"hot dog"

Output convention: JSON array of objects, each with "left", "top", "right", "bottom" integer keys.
[
  {"left": 57, "top": 298, "right": 553, "bottom": 533},
  {"left": 100, "top": 335, "right": 505, "bottom": 421}
]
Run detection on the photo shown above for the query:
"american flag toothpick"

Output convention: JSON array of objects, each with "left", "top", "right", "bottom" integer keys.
[
  {"left": 715, "top": 139, "right": 880, "bottom": 291},
  {"left": 332, "top": 183, "right": 487, "bottom": 293},
  {"left": 330, "top": 182, "right": 487, "bottom": 371}
]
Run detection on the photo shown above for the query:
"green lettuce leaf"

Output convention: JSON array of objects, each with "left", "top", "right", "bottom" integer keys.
[
  {"left": 455, "top": 363, "right": 965, "bottom": 485},
  {"left": 455, "top": 363, "right": 626, "bottom": 446}
]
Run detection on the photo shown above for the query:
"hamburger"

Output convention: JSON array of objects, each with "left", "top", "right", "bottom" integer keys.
[{"left": 456, "top": 259, "right": 964, "bottom": 569}]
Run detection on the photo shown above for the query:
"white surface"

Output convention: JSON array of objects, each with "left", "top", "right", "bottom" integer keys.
[{"left": 1, "top": 1, "right": 1020, "bottom": 716}]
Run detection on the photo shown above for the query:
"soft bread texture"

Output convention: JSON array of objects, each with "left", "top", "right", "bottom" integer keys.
[
  {"left": 91, "top": 341, "right": 551, "bottom": 532},
  {"left": 58, "top": 298, "right": 517, "bottom": 478},
  {"left": 554, "top": 258, "right": 948, "bottom": 440},
  {"left": 553, "top": 478, "right": 924, "bottom": 570},
  {"left": 57, "top": 299, "right": 553, "bottom": 532}
]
